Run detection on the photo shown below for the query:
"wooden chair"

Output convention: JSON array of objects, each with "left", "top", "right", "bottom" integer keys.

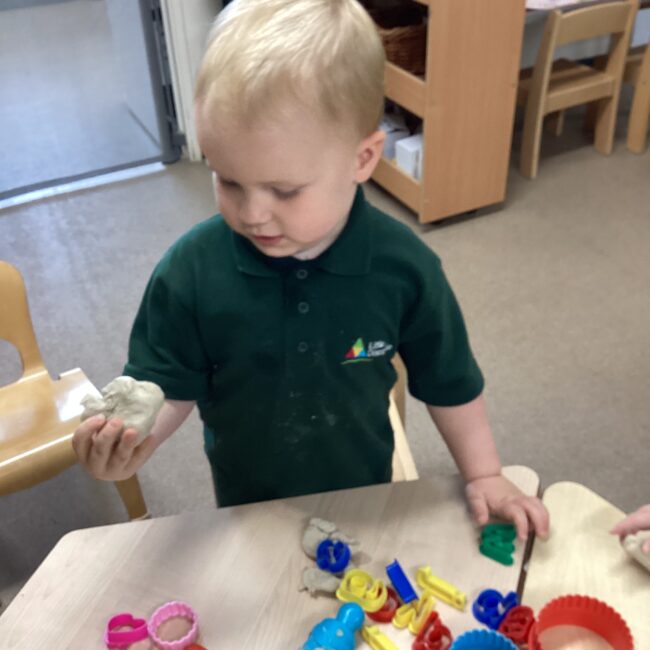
[
  {"left": 390, "top": 354, "right": 418, "bottom": 482},
  {"left": 0, "top": 261, "right": 148, "bottom": 519},
  {"left": 624, "top": 42, "right": 650, "bottom": 153},
  {"left": 517, "top": 0, "right": 637, "bottom": 179}
]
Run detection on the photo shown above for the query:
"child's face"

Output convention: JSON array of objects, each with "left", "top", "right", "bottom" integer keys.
[{"left": 196, "top": 105, "right": 384, "bottom": 259}]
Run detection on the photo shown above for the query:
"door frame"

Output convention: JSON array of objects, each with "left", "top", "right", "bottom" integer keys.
[{"left": 159, "top": 0, "right": 221, "bottom": 161}]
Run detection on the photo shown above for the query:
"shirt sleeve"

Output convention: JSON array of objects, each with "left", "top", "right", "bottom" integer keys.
[
  {"left": 123, "top": 252, "right": 211, "bottom": 401},
  {"left": 398, "top": 254, "right": 484, "bottom": 407}
]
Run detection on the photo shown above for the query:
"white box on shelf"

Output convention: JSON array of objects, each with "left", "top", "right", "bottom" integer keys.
[
  {"left": 395, "top": 133, "right": 423, "bottom": 180},
  {"left": 379, "top": 113, "right": 409, "bottom": 160}
]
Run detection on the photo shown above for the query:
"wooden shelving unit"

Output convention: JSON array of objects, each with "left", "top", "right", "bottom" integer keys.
[{"left": 372, "top": 0, "right": 527, "bottom": 223}]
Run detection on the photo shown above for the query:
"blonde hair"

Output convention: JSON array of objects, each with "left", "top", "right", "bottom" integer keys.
[{"left": 195, "top": 0, "right": 385, "bottom": 138}]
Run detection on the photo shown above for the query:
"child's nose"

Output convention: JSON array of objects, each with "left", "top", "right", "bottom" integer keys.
[{"left": 239, "top": 195, "right": 271, "bottom": 227}]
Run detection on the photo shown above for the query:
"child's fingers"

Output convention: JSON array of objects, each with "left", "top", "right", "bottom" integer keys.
[
  {"left": 611, "top": 522, "right": 638, "bottom": 539},
  {"left": 610, "top": 505, "right": 650, "bottom": 536},
  {"left": 500, "top": 501, "right": 529, "bottom": 541},
  {"left": 72, "top": 415, "right": 105, "bottom": 464},
  {"left": 465, "top": 484, "right": 490, "bottom": 526},
  {"left": 88, "top": 418, "right": 123, "bottom": 473},
  {"left": 125, "top": 435, "right": 157, "bottom": 474},
  {"left": 108, "top": 428, "right": 140, "bottom": 468},
  {"left": 642, "top": 539, "right": 650, "bottom": 554},
  {"left": 610, "top": 520, "right": 635, "bottom": 536},
  {"left": 521, "top": 498, "right": 550, "bottom": 539}
]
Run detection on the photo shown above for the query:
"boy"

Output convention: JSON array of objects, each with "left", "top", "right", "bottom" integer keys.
[{"left": 73, "top": 0, "right": 549, "bottom": 539}]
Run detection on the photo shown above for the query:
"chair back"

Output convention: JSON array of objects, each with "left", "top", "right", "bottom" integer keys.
[
  {"left": 556, "top": 1, "right": 634, "bottom": 47},
  {"left": 0, "top": 261, "right": 46, "bottom": 380},
  {"left": 533, "top": 1, "right": 637, "bottom": 92}
]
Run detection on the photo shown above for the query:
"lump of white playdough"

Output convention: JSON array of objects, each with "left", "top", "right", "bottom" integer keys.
[
  {"left": 302, "top": 517, "right": 361, "bottom": 559},
  {"left": 623, "top": 532, "right": 650, "bottom": 572},
  {"left": 301, "top": 567, "right": 342, "bottom": 595},
  {"left": 80, "top": 376, "right": 164, "bottom": 441}
]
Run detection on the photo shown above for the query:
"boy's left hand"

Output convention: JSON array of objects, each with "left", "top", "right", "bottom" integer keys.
[{"left": 465, "top": 474, "right": 550, "bottom": 541}]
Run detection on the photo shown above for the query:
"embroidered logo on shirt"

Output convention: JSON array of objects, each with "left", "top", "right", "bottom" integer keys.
[{"left": 342, "top": 338, "right": 393, "bottom": 364}]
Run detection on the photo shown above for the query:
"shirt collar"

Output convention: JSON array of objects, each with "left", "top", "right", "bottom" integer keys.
[{"left": 231, "top": 185, "right": 372, "bottom": 277}]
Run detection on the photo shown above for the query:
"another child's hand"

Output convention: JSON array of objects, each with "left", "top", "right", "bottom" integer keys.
[
  {"left": 72, "top": 415, "right": 157, "bottom": 481},
  {"left": 465, "top": 474, "right": 550, "bottom": 540},
  {"left": 610, "top": 505, "right": 650, "bottom": 553}
]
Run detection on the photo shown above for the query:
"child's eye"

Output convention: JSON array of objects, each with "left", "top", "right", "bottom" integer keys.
[
  {"left": 219, "top": 178, "right": 240, "bottom": 190},
  {"left": 272, "top": 188, "right": 300, "bottom": 201}
]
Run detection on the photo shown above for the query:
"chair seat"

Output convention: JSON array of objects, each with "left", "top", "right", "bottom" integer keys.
[
  {"left": 0, "top": 368, "right": 98, "bottom": 494},
  {"left": 518, "top": 59, "right": 616, "bottom": 113}
]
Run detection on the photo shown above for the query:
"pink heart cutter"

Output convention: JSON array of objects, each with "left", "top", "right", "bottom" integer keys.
[{"left": 104, "top": 612, "right": 149, "bottom": 648}]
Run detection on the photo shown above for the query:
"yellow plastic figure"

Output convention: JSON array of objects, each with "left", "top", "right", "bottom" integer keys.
[
  {"left": 416, "top": 566, "right": 466, "bottom": 611},
  {"left": 336, "top": 569, "right": 388, "bottom": 613},
  {"left": 392, "top": 590, "right": 436, "bottom": 634},
  {"left": 361, "top": 625, "right": 398, "bottom": 650}
]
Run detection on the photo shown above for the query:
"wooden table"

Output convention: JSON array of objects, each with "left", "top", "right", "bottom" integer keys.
[
  {"left": 0, "top": 466, "right": 539, "bottom": 649},
  {"left": 523, "top": 481, "right": 650, "bottom": 647}
]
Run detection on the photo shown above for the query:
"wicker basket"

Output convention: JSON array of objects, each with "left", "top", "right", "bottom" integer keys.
[{"left": 369, "top": 6, "right": 427, "bottom": 76}]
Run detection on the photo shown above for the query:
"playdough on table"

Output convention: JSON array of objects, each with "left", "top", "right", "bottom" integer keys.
[
  {"left": 301, "top": 518, "right": 362, "bottom": 594},
  {"left": 81, "top": 376, "right": 164, "bottom": 442},
  {"left": 302, "top": 517, "right": 361, "bottom": 559}
]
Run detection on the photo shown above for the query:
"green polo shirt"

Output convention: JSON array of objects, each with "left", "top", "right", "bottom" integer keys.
[{"left": 124, "top": 186, "right": 483, "bottom": 506}]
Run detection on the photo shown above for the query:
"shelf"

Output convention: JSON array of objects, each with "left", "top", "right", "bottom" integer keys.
[
  {"left": 371, "top": 0, "right": 526, "bottom": 222},
  {"left": 385, "top": 62, "right": 425, "bottom": 118},
  {"left": 372, "top": 156, "right": 420, "bottom": 214}
]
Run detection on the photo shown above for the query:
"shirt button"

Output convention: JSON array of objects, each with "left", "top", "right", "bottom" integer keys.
[
  {"left": 296, "top": 269, "right": 308, "bottom": 280},
  {"left": 297, "top": 341, "right": 309, "bottom": 353},
  {"left": 298, "top": 301, "right": 310, "bottom": 314}
]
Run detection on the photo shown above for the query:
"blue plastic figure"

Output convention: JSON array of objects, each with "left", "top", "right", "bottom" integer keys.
[
  {"left": 386, "top": 559, "right": 417, "bottom": 604},
  {"left": 302, "top": 602, "right": 365, "bottom": 650},
  {"left": 316, "top": 539, "right": 351, "bottom": 573},
  {"left": 472, "top": 589, "right": 519, "bottom": 629}
]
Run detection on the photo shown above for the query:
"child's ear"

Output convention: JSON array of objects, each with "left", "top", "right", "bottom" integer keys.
[{"left": 354, "top": 130, "right": 386, "bottom": 183}]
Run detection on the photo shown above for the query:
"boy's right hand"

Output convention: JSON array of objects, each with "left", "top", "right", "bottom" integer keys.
[{"left": 72, "top": 415, "right": 157, "bottom": 481}]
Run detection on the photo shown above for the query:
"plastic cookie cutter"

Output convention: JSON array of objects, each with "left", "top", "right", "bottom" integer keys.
[
  {"left": 416, "top": 566, "right": 467, "bottom": 611},
  {"left": 497, "top": 605, "right": 535, "bottom": 645},
  {"left": 316, "top": 539, "right": 352, "bottom": 574},
  {"left": 361, "top": 625, "right": 398, "bottom": 650},
  {"left": 104, "top": 613, "right": 149, "bottom": 648},
  {"left": 479, "top": 524, "right": 516, "bottom": 566},
  {"left": 302, "top": 602, "right": 365, "bottom": 650},
  {"left": 472, "top": 589, "right": 518, "bottom": 630},
  {"left": 367, "top": 587, "right": 400, "bottom": 623},
  {"left": 412, "top": 611, "right": 454, "bottom": 650},
  {"left": 386, "top": 559, "right": 418, "bottom": 604},
  {"left": 527, "top": 594, "right": 633, "bottom": 650},
  {"left": 336, "top": 569, "right": 388, "bottom": 613},
  {"left": 393, "top": 590, "right": 436, "bottom": 635},
  {"left": 147, "top": 601, "right": 199, "bottom": 650},
  {"left": 450, "top": 629, "right": 518, "bottom": 650}
]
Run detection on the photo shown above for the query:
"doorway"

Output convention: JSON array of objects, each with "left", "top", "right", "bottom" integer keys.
[{"left": 0, "top": 0, "right": 181, "bottom": 201}]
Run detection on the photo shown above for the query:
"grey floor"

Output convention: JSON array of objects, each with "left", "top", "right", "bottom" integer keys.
[
  {"left": 0, "top": 0, "right": 161, "bottom": 197},
  {"left": 0, "top": 113, "right": 649, "bottom": 613}
]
